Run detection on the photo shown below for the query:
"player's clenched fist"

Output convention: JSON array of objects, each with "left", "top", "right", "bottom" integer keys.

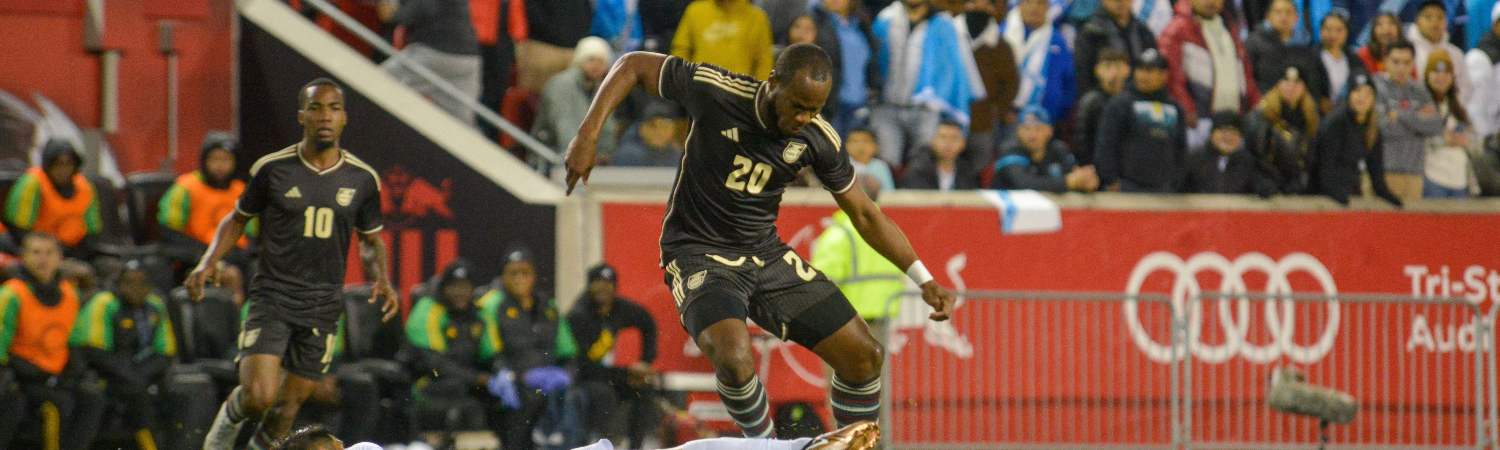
[
  {"left": 920, "top": 281, "right": 955, "bottom": 321},
  {"left": 184, "top": 262, "right": 221, "bottom": 301}
]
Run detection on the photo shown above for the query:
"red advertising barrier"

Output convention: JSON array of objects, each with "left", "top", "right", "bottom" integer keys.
[{"left": 601, "top": 199, "right": 1499, "bottom": 444}]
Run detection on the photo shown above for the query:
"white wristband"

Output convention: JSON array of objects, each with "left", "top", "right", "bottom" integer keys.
[{"left": 906, "top": 260, "right": 934, "bottom": 285}]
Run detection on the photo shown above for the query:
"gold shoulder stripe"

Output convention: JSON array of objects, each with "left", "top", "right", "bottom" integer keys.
[
  {"left": 248, "top": 146, "right": 299, "bottom": 177},
  {"left": 342, "top": 151, "right": 383, "bottom": 191},
  {"left": 693, "top": 75, "right": 755, "bottom": 99},
  {"left": 693, "top": 68, "right": 758, "bottom": 95},
  {"left": 811, "top": 115, "right": 841, "bottom": 151}
]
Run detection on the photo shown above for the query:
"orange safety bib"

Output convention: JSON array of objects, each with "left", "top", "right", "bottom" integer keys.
[
  {"left": 176, "top": 172, "right": 245, "bottom": 245},
  {"left": 5, "top": 278, "right": 79, "bottom": 375},
  {"left": 27, "top": 167, "right": 95, "bottom": 247}
]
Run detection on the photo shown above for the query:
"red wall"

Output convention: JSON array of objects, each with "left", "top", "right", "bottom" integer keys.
[{"left": 0, "top": 0, "right": 234, "bottom": 175}]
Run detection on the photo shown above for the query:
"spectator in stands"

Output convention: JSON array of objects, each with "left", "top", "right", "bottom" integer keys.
[
  {"left": 810, "top": 176, "right": 903, "bottom": 344},
  {"left": 0, "top": 233, "right": 103, "bottom": 450},
  {"left": 640, "top": 0, "right": 693, "bottom": 53},
  {"left": 613, "top": 100, "right": 685, "bottom": 167},
  {"left": 1159, "top": 0, "right": 1258, "bottom": 140},
  {"left": 846, "top": 127, "right": 896, "bottom": 191},
  {"left": 479, "top": 248, "right": 579, "bottom": 450},
  {"left": 871, "top": 0, "right": 978, "bottom": 165},
  {"left": 1185, "top": 111, "right": 1275, "bottom": 195},
  {"left": 4, "top": 140, "right": 101, "bottom": 258},
  {"left": 1313, "top": 73, "right": 1402, "bottom": 205},
  {"left": 787, "top": 15, "right": 819, "bottom": 46},
  {"left": 67, "top": 259, "right": 174, "bottom": 450},
  {"left": 1467, "top": 4, "right": 1500, "bottom": 140},
  {"left": 1246, "top": 0, "right": 1319, "bottom": 96},
  {"left": 1072, "top": 48, "right": 1131, "bottom": 166},
  {"left": 567, "top": 263, "right": 661, "bottom": 448},
  {"left": 760, "top": 0, "right": 811, "bottom": 47},
  {"left": 1421, "top": 53, "right": 1479, "bottom": 198},
  {"left": 403, "top": 260, "right": 506, "bottom": 445},
  {"left": 992, "top": 107, "right": 1099, "bottom": 192},
  {"left": 1246, "top": 66, "right": 1319, "bottom": 195},
  {"left": 1002, "top": 0, "right": 1076, "bottom": 123},
  {"left": 1357, "top": 12, "right": 1402, "bottom": 74},
  {"left": 672, "top": 0, "right": 775, "bottom": 80},
  {"left": 1075, "top": 0, "right": 1157, "bottom": 94},
  {"left": 963, "top": 0, "right": 1018, "bottom": 177},
  {"left": 1408, "top": 0, "right": 1471, "bottom": 96},
  {"left": 1310, "top": 12, "right": 1366, "bottom": 113},
  {"left": 1375, "top": 41, "right": 1444, "bottom": 201},
  {"left": 376, "top": 0, "right": 482, "bottom": 125},
  {"left": 158, "top": 132, "right": 255, "bottom": 265},
  {"left": 518, "top": 0, "right": 594, "bottom": 91},
  {"left": 810, "top": 0, "right": 880, "bottom": 136},
  {"left": 1095, "top": 49, "right": 1189, "bottom": 193},
  {"left": 536, "top": 37, "right": 623, "bottom": 161},
  {"left": 898, "top": 119, "right": 982, "bottom": 190}
]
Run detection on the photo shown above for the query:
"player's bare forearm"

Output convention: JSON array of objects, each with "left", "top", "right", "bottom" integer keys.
[
  {"left": 197, "top": 213, "right": 249, "bottom": 269},
  {"left": 359, "top": 232, "right": 391, "bottom": 286},
  {"left": 832, "top": 186, "right": 917, "bottom": 270}
]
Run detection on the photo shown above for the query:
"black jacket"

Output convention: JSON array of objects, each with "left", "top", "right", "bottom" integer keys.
[
  {"left": 1307, "top": 47, "right": 1368, "bottom": 102},
  {"left": 1184, "top": 148, "right": 1275, "bottom": 195},
  {"left": 567, "top": 296, "right": 658, "bottom": 385},
  {"left": 525, "top": 0, "right": 592, "bottom": 47},
  {"left": 1074, "top": 11, "right": 1157, "bottom": 94},
  {"left": 1071, "top": 88, "right": 1113, "bottom": 165},
  {"left": 1245, "top": 26, "right": 1320, "bottom": 95},
  {"left": 1311, "top": 105, "right": 1400, "bottom": 205},
  {"left": 991, "top": 142, "right": 1077, "bottom": 192},
  {"left": 1245, "top": 99, "right": 1317, "bottom": 194},
  {"left": 1094, "top": 87, "right": 1188, "bottom": 192},
  {"left": 897, "top": 150, "right": 983, "bottom": 190}
]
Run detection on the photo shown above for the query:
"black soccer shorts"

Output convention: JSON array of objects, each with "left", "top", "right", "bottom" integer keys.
[
  {"left": 237, "top": 297, "right": 339, "bottom": 379},
  {"left": 663, "top": 246, "right": 858, "bottom": 348}
]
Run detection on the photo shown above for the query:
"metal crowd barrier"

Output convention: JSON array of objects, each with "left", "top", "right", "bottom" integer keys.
[{"left": 874, "top": 290, "right": 1498, "bottom": 449}]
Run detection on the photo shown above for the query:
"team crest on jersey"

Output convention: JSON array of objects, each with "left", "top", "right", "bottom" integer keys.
[
  {"left": 336, "top": 188, "right": 357, "bottom": 207},
  {"left": 687, "top": 270, "right": 707, "bottom": 290},
  {"left": 782, "top": 141, "right": 807, "bottom": 164}
]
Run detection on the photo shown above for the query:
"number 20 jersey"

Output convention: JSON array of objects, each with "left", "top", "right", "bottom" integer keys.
[{"left": 655, "top": 56, "right": 855, "bottom": 263}]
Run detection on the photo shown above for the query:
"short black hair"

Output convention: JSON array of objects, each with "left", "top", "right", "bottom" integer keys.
[
  {"left": 1385, "top": 40, "right": 1416, "bottom": 58},
  {"left": 772, "top": 44, "right": 833, "bottom": 84},
  {"left": 298, "top": 77, "right": 344, "bottom": 108},
  {"left": 1097, "top": 47, "right": 1129, "bottom": 65},
  {"left": 271, "top": 425, "right": 338, "bottom": 450},
  {"left": 1417, "top": 0, "right": 1446, "bottom": 15},
  {"left": 937, "top": 117, "right": 965, "bottom": 131},
  {"left": 847, "top": 127, "right": 876, "bottom": 141}
]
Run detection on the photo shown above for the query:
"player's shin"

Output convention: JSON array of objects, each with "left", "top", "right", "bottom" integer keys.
[{"left": 717, "top": 375, "right": 776, "bottom": 438}]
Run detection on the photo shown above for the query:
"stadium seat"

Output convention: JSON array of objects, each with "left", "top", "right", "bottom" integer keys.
[{"left": 123, "top": 171, "right": 177, "bottom": 245}]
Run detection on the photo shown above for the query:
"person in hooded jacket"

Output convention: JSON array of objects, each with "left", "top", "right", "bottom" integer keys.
[
  {"left": 4, "top": 140, "right": 102, "bottom": 258},
  {"left": 477, "top": 248, "right": 579, "bottom": 450},
  {"left": 1095, "top": 49, "right": 1189, "bottom": 192},
  {"left": 1311, "top": 73, "right": 1403, "bottom": 206},
  {"left": 1245, "top": 65, "right": 1320, "bottom": 194},
  {"left": 403, "top": 259, "right": 507, "bottom": 442},
  {"left": 157, "top": 132, "right": 257, "bottom": 269},
  {"left": 567, "top": 263, "right": 661, "bottom": 448}
]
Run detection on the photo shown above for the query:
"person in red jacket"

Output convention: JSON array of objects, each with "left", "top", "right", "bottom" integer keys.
[{"left": 1157, "top": 0, "right": 1260, "bottom": 142}]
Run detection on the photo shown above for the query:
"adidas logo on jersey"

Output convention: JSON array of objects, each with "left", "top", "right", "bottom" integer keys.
[
  {"left": 285, "top": 186, "right": 302, "bottom": 198},
  {"left": 721, "top": 127, "right": 740, "bottom": 143}
]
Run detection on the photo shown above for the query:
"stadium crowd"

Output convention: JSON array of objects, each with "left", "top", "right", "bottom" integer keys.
[{"left": 327, "top": 0, "right": 1500, "bottom": 202}]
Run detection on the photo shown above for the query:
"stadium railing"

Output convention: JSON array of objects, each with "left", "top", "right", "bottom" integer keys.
[{"left": 875, "top": 289, "right": 1498, "bottom": 449}]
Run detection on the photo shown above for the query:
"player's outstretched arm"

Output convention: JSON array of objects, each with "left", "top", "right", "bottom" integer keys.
[
  {"left": 184, "top": 212, "right": 250, "bottom": 300},
  {"left": 565, "top": 51, "right": 671, "bottom": 194},
  {"left": 831, "top": 185, "right": 955, "bottom": 321},
  {"left": 358, "top": 231, "right": 399, "bottom": 322}
]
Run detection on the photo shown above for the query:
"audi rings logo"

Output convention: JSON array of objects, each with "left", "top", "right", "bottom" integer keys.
[{"left": 1122, "top": 252, "right": 1340, "bottom": 364}]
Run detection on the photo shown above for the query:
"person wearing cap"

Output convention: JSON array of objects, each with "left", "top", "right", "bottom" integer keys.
[
  {"left": 1407, "top": 0, "right": 1472, "bottom": 99},
  {"left": 1465, "top": 2, "right": 1500, "bottom": 140},
  {"left": 566, "top": 263, "right": 661, "bottom": 448},
  {"left": 1312, "top": 73, "right": 1403, "bottom": 206},
  {"left": 0, "top": 233, "right": 103, "bottom": 450},
  {"left": 1245, "top": 0, "right": 1320, "bottom": 96},
  {"left": 68, "top": 259, "right": 177, "bottom": 450},
  {"left": 1095, "top": 49, "right": 1189, "bottom": 193},
  {"left": 1157, "top": 0, "right": 1259, "bottom": 131},
  {"left": 1374, "top": 41, "right": 1445, "bottom": 201},
  {"left": 1072, "top": 47, "right": 1132, "bottom": 166},
  {"left": 1185, "top": 111, "right": 1276, "bottom": 195},
  {"left": 158, "top": 132, "right": 257, "bottom": 262},
  {"left": 536, "top": 37, "right": 625, "bottom": 163},
  {"left": 1245, "top": 65, "right": 1319, "bottom": 194},
  {"left": 992, "top": 106, "right": 1098, "bottom": 193},
  {"left": 4, "top": 140, "right": 103, "bottom": 256},
  {"left": 476, "top": 248, "right": 579, "bottom": 450},
  {"left": 376, "top": 0, "right": 481, "bottom": 125},
  {"left": 897, "top": 119, "right": 983, "bottom": 191},
  {"left": 611, "top": 99, "right": 684, "bottom": 167},
  {"left": 403, "top": 259, "right": 508, "bottom": 444},
  {"left": 1420, "top": 51, "right": 1480, "bottom": 198}
]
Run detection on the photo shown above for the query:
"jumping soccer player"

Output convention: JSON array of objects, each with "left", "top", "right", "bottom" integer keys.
[
  {"left": 188, "top": 78, "right": 398, "bottom": 450},
  {"left": 563, "top": 44, "right": 956, "bottom": 438}
]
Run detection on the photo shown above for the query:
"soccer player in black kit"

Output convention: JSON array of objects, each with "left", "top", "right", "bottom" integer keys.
[
  {"left": 563, "top": 44, "right": 957, "bottom": 444},
  {"left": 187, "top": 78, "right": 399, "bottom": 450}
]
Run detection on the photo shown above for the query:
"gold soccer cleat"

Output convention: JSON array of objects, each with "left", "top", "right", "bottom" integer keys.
[{"left": 803, "top": 421, "right": 880, "bottom": 450}]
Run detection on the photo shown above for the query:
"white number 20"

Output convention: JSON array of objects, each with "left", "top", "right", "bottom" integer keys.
[
  {"left": 303, "top": 206, "right": 334, "bottom": 239},
  {"left": 724, "top": 155, "right": 773, "bottom": 194}
]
